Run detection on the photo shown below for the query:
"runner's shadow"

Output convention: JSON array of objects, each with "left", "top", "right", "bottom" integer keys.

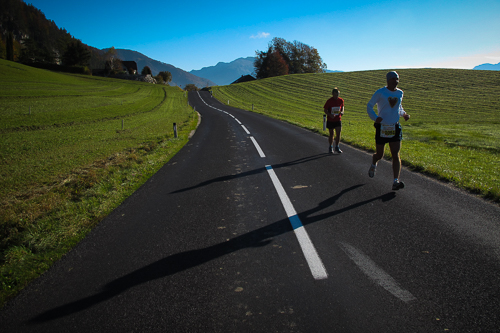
[
  {"left": 300, "top": 189, "right": 396, "bottom": 225},
  {"left": 170, "top": 153, "right": 331, "bottom": 194},
  {"left": 29, "top": 184, "right": 394, "bottom": 324}
]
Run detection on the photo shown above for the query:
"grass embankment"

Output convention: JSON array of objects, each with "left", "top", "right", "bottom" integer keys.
[
  {"left": 212, "top": 69, "right": 500, "bottom": 202},
  {"left": 0, "top": 59, "right": 198, "bottom": 306}
]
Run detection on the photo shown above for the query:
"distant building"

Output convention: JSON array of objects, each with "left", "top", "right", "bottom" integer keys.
[{"left": 231, "top": 75, "right": 256, "bottom": 84}]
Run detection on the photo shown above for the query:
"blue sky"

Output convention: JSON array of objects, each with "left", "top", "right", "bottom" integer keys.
[{"left": 27, "top": 0, "right": 500, "bottom": 72}]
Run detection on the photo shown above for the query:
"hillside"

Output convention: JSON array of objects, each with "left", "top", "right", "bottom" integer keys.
[
  {"left": 113, "top": 49, "right": 216, "bottom": 88},
  {"left": 0, "top": 59, "right": 199, "bottom": 305},
  {"left": 190, "top": 57, "right": 256, "bottom": 86},
  {"left": 211, "top": 69, "right": 500, "bottom": 202}
]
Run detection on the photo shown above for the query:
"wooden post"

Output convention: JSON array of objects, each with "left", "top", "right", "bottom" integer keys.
[{"left": 173, "top": 123, "right": 178, "bottom": 138}]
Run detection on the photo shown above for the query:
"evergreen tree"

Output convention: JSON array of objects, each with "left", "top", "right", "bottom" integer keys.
[
  {"left": 141, "top": 66, "right": 152, "bottom": 75},
  {"left": 6, "top": 32, "right": 14, "bottom": 61},
  {"left": 62, "top": 40, "right": 91, "bottom": 67}
]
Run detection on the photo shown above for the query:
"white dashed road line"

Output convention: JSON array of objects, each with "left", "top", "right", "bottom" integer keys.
[
  {"left": 340, "top": 242, "right": 416, "bottom": 302},
  {"left": 265, "top": 165, "right": 328, "bottom": 280}
]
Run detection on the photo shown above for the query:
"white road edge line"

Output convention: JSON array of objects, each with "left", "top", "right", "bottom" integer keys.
[
  {"left": 339, "top": 242, "right": 416, "bottom": 303},
  {"left": 266, "top": 165, "right": 328, "bottom": 280}
]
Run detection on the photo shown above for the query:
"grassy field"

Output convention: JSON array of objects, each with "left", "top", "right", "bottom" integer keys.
[
  {"left": 0, "top": 63, "right": 498, "bottom": 308},
  {"left": 0, "top": 59, "right": 198, "bottom": 306},
  {"left": 211, "top": 68, "right": 500, "bottom": 202}
]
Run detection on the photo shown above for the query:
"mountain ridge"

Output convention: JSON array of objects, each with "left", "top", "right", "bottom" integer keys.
[
  {"left": 473, "top": 62, "right": 500, "bottom": 70},
  {"left": 190, "top": 57, "right": 256, "bottom": 86},
  {"left": 112, "top": 49, "right": 216, "bottom": 88}
]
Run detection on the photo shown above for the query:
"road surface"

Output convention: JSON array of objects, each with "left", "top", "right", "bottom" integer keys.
[{"left": 1, "top": 91, "right": 499, "bottom": 332}]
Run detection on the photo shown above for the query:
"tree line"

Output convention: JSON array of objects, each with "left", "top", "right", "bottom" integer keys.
[{"left": 0, "top": 0, "right": 171, "bottom": 84}]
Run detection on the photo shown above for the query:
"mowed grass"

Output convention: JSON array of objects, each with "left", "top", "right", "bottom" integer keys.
[
  {"left": 212, "top": 69, "right": 500, "bottom": 201},
  {"left": 0, "top": 59, "right": 198, "bottom": 306}
]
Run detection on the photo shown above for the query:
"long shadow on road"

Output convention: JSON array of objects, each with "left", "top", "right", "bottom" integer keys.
[
  {"left": 30, "top": 155, "right": 396, "bottom": 323},
  {"left": 170, "top": 153, "right": 333, "bottom": 194}
]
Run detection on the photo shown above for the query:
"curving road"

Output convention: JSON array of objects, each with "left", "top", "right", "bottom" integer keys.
[{"left": 1, "top": 91, "right": 499, "bottom": 332}]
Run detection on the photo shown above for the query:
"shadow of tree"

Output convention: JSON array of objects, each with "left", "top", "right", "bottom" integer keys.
[{"left": 30, "top": 158, "right": 396, "bottom": 323}]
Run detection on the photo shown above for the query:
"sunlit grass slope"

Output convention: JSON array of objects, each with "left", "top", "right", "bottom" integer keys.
[
  {"left": 0, "top": 59, "right": 197, "bottom": 305},
  {"left": 212, "top": 69, "right": 500, "bottom": 202}
]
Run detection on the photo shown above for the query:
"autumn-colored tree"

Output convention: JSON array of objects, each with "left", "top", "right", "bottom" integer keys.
[
  {"left": 254, "top": 47, "right": 289, "bottom": 79},
  {"left": 254, "top": 37, "right": 326, "bottom": 79}
]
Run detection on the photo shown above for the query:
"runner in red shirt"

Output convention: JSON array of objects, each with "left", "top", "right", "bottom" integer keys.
[{"left": 323, "top": 87, "right": 345, "bottom": 153}]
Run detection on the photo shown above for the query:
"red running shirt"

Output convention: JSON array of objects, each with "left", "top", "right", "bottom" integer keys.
[{"left": 323, "top": 97, "right": 344, "bottom": 121}]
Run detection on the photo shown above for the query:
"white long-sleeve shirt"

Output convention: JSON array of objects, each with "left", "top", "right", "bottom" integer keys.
[{"left": 367, "top": 87, "right": 407, "bottom": 124}]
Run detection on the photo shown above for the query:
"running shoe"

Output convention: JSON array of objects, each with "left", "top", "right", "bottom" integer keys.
[
  {"left": 392, "top": 180, "right": 405, "bottom": 190},
  {"left": 368, "top": 165, "right": 376, "bottom": 178},
  {"left": 329, "top": 146, "right": 334, "bottom": 154},
  {"left": 335, "top": 147, "right": 343, "bottom": 154}
]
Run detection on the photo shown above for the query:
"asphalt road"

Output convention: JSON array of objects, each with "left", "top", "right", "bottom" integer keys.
[{"left": 1, "top": 91, "right": 499, "bottom": 332}]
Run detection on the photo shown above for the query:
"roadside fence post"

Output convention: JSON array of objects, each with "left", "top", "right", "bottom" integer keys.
[{"left": 173, "top": 123, "right": 178, "bottom": 138}]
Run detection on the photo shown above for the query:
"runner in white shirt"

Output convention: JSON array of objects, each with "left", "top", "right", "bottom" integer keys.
[{"left": 367, "top": 71, "right": 410, "bottom": 190}]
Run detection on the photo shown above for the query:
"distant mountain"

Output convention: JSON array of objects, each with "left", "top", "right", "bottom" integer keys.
[
  {"left": 190, "top": 57, "right": 256, "bottom": 86},
  {"left": 190, "top": 57, "right": 343, "bottom": 86},
  {"left": 473, "top": 62, "right": 500, "bottom": 70},
  {"left": 113, "top": 49, "right": 216, "bottom": 88}
]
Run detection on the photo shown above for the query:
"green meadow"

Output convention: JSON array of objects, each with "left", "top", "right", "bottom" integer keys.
[
  {"left": 212, "top": 68, "right": 500, "bottom": 202},
  {"left": 0, "top": 59, "right": 198, "bottom": 305},
  {"left": 0, "top": 61, "right": 499, "bottom": 307}
]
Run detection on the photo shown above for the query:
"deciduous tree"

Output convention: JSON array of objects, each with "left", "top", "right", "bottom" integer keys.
[
  {"left": 254, "top": 47, "right": 289, "bottom": 79},
  {"left": 254, "top": 37, "right": 326, "bottom": 79},
  {"left": 158, "top": 71, "right": 172, "bottom": 84},
  {"left": 184, "top": 83, "right": 198, "bottom": 91},
  {"left": 104, "top": 47, "right": 123, "bottom": 74}
]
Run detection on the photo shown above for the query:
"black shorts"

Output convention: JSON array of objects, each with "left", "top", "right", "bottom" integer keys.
[
  {"left": 374, "top": 122, "right": 402, "bottom": 145},
  {"left": 327, "top": 121, "right": 342, "bottom": 129}
]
